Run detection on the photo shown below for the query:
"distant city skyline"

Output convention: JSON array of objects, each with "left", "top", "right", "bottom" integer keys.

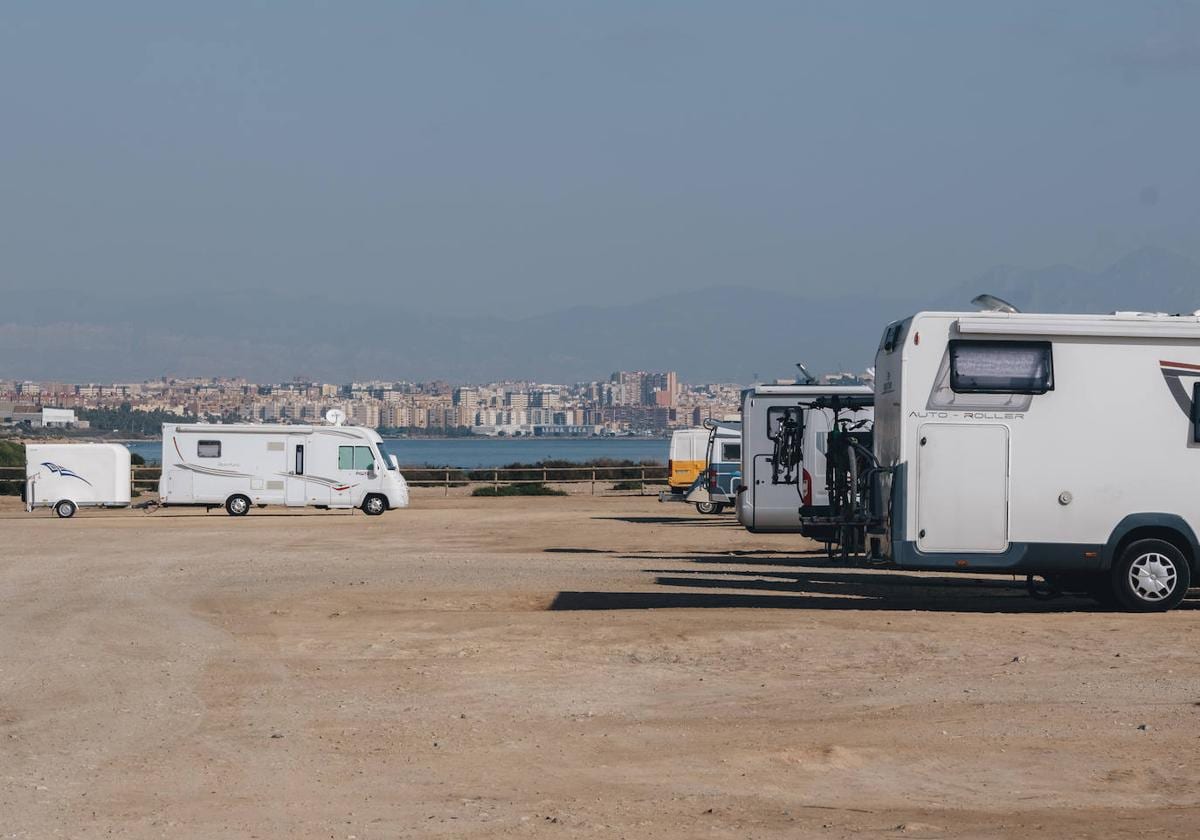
[{"left": 7, "top": 368, "right": 858, "bottom": 435}]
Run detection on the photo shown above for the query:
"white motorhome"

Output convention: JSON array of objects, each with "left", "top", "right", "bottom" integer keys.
[
  {"left": 873, "top": 308, "right": 1200, "bottom": 611},
  {"left": 159, "top": 422, "right": 409, "bottom": 516},
  {"left": 24, "top": 443, "right": 132, "bottom": 518},
  {"left": 736, "top": 384, "right": 873, "bottom": 535}
]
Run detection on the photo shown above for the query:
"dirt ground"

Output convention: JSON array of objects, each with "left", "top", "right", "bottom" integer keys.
[{"left": 2, "top": 492, "right": 1200, "bottom": 839}]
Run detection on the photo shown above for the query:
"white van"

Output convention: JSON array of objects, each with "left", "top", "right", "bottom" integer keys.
[
  {"left": 159, "top": 422, "right": 409, "bottom": 516},
  {"left": 736, "top": 384, "right": 873, "bottom": 535},
  {"left": 664, "top": 428, "right": 710, "bottom": 496},
  {"left": 873, "top": 307, "right": 1200, "bottom": 611},
  {"left": 24, "top": 443, "right": 132, "bottom": 518}
]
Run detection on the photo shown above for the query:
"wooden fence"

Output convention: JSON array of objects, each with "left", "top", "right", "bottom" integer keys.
[{"left": 0, "top": 464, "right": 670, "bottom": 497}]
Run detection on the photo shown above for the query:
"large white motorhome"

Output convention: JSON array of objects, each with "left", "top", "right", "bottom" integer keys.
[
  {"left": 873, "top": 307, "right": 1200, "bottom": 611},
  {"left": 24, "top": 443, "right": 132, "bottom": 518},
  {"left": 159, "top": 422, "right": 409, "bottom": 516},
  {"left": 736, "top": 384, "right": 873, "bottom": 537}
]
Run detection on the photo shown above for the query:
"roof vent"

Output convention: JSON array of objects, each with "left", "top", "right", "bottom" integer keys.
[{"left": 971, "top": 294, "right": 1020, "bottom": 313}]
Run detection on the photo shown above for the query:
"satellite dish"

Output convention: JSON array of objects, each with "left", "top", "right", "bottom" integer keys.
[
  {"left": 325, "top": 408, "right": 347, "bottom": 426},
  {"left": 795, "top": 362, "right": 817, "bottom": 385},
  {"left": 971, "top": 294, "right": 1020, "bottom": 313}
]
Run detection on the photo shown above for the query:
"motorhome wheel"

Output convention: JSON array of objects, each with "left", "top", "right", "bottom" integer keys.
[
  {"left": 362, "top": 494, "right": 387, "bottom": 516},
  {"left": 54, "top": 499, "right": 77, "bottom": 519},
  {"left": 225, "top": 495, "right": 251, "bottom": 517},
  {"left": 1112, "top": 538, "right": 1191, "bottom": 612},
  {"left": 696, "top": 502, "right": 718, "bottom": 515}
]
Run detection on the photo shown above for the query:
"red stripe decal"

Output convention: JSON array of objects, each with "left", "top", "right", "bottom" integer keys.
[{"left": 1161, "top": 360, "right": 1200, "bottom": 372}]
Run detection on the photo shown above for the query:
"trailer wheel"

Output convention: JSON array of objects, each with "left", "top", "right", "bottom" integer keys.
[
  {"left": 362, "top": 494, "right": 387, "bottom": 516},
  {"left": 695, "top": 502, "right": 718, "bottom": 515},
  {"left": 225, "top": 495, "right": 251, "bottom": 517},
  {"left": 1112, "top": 538, "right": 1191, "bottom": 612},
  {"left": 54, "top": 499, "right": 77, "bottom": 519}
]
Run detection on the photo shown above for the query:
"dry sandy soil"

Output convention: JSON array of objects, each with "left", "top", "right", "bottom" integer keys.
[{"left": 2, "top": 492, "right": 1200, "bottom": 839}]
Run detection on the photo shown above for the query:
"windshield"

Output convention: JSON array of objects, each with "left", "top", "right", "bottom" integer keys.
[{"left": 375, "top": 442, "right": 396, "bottom": 469}]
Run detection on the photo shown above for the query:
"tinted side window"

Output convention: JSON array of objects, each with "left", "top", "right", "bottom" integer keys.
[
  {"left": 353, "top": 446, "right": 375, "bottom": 470},
  {"left": 197, "top": 440, "right": 221, "bottom": 458},
  {"left": 949, "top": 340, "right": 1053, "bottom": 394},
  {"left": 722, "top": 443, "right": 741, "bottom": 462},
  {"left": 338, "top": 446, "right": 354, "bottom": 470}
]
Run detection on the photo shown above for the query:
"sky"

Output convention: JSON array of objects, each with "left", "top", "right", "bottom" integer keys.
[{"left": 1, "top": 1, "right": 1199, "bottom": 319}]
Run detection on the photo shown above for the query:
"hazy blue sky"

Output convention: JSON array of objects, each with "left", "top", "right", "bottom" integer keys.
[{"left": 2, "top": 1, "right": 1198, "bottom": 318}]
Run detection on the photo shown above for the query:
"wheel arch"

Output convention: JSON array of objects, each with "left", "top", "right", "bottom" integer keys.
[
  {"left": 1102, "top": 514, "right": 1199, "bottom": 572},
  {"left": 363, "top": 492, "right": 388, "bottom": 513}
]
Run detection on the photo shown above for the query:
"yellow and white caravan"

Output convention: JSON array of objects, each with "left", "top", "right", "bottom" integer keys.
[{"left": 665, "top": 428, "right": 709, "bottom": 494}]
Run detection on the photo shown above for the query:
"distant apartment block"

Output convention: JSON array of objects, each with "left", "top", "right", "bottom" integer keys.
[{"left": 0, "top": 369, "right": 745, "bottom": 435}]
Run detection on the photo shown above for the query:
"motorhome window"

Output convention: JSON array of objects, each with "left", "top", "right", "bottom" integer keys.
[
  {"left": 353, "top": 446, "right": 375, "bottom": 470},
  {"left": 338, "top": 446, "right": 354, "bottom": 470},
  {"left": 1192, "top": 383, "right": 1200, "bottom": 443},
  {"left": 948, "top": 340, "right": 1053, "bottom": 394},
  {"left": 767, "top": 406, "right": 801, "bottom": 440},
  {"left": 197, "top": 440, "right": 221, "bottom": 458},
  {"left": 721, "top": 443, "right": 741, "bottom": 462},
  {"left": 880, "top": 320, "right": 910, "bottom": 353},
  {"left": 295, "top": 445, "right": 305, "bottom": 475},
  {"left": 882, "top": 325, "right": 898, "bottom": 352}
]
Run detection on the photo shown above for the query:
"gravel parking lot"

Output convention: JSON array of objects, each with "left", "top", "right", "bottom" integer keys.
[{"left": 2, "top": 492, "right": 1199, "bottom": 838}]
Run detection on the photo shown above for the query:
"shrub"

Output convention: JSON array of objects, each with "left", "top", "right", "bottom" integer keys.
[
  {"left": 0, "top": 440, "right": 24, "bottom": 496},
  {"left": 465, "top": 459, "right": 660, "bottom": 483},
  {"left": 396, "top": 465, "right": 470, "bottom": 487},
  {"left": 472, "top": 483, "right": 567, "bottom": 497}
]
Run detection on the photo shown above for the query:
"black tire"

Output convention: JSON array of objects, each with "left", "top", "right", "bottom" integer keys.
[
  {"left": 1112, "top": 538, "right": 1191, "bottom": 612},
  {"left": 695, "top": 502, "right": 718, "bottom": 515},
  {"left": 225, "top": 495, "right": 251, "bottom": 517},
  {"left": 54, "top": 499, "right": 77, "bottom": 519},
  {"left": 362, "top": 494, "right": 387, "bottom": 516}
]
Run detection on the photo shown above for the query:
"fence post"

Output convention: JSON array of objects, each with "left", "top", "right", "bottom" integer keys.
[
  {"left": 591, "top": 468, "right": 595, "bottom": 496},
  {"left": 542, "top": 466, "right": 547, "bottom": 486},
  {"left": 640, "top": 467, "right": 645, "bottom": 496},
  {"left": 493, "top": 470, "right": 499, "bottom": 491},
  {"left": 445, "top": 469, "right": 450, "bottom": 496}
]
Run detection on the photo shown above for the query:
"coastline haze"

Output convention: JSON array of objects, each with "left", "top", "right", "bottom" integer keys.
[{"left": 2, "top": 3, "right": 1199, "bottom": 380}]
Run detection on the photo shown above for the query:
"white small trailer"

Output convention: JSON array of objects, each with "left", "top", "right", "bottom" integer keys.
[
  {"left": 24, "top": 443, "right": 132, "bottom": 518},
  {"left": 736, "top": 384, "right": 873, "bottom": 535},
  {"left": 159, "top": 421, "right": 409, "bottom": 516},
  {"left": 873, "top": 306, "right": 1200, "bottom": 611}
]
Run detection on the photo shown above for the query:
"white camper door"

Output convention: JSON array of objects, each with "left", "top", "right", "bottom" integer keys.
[
  {"left": 916, "top": 424, "right": 1009, "bottom": 553},
  {"left": 749, "top": 454, "right": 803, "bottom": 528}
]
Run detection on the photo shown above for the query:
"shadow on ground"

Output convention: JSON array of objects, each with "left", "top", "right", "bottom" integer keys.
[
  {"left": 542, "top": 547, "right": 1178, "bottom": 613},
  {"left": 592, "top": 515, "right": 742, "bottom": 527}
]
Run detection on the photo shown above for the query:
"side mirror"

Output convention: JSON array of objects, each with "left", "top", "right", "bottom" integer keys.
[
  {"left": 390, "top": 454, "right": 399, "bottom": 470},
  {"left": 1192, "top": 383, "right": 1200, "bottom": 443}
]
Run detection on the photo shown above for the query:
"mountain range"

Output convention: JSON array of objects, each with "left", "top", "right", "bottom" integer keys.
[{"left": 3, "top": 246, "right": 1198, "bottom": 383}]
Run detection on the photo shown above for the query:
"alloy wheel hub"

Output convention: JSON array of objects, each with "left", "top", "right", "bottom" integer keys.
[{"left": 1130, "top": 553, "right": 1177, "bottom": 601}]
